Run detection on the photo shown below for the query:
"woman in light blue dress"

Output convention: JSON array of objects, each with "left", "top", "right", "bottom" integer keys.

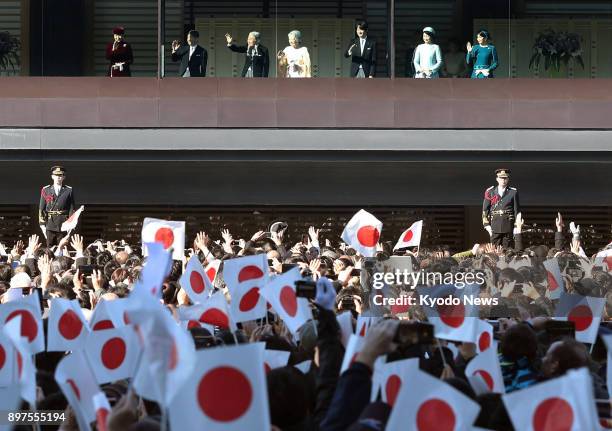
[
  {"left": 412, "top": 27, "right": 443, "bottom": 79},
  {"left": 466, "top": 30, "right": 498, "bottom": 79}
]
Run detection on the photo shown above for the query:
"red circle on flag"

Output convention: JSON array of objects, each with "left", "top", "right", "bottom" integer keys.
[
  {"left": 359, "top": 322, "right": 367, "bottom": 337},
  {"left": 93, "top": 320, "right": 115, "bottom": 331},
  {"left": 473, "top": 369, "right": 494, "bottom": 391},
  {"left": 6, "top": 309, "right": 38, "bottom": 342},
  {"left": 238, "top": 265, "right": 264, "bottom": 282},
  {"left": 188, "top": 320, "right": 201, "bottom": 329},
  {"left": 385, "top": 375, "right": 402, "bottom": 406},
  {"left": 533, "top": 397, "right": 574, "bottom": 431},
  {"left": 206, "top": 267, "right": 217, "bottom": 282},
  {"left": 123, "top": 312, "right": 130, "bottom": 325},
  {"left": 478, "top": 331, "right": 491, "bottom": 352},
  {"left": 0, "top": 345, "right": 5, "bottom": 370},
  {"left": 280, "top": 286, "right": 297, "bottom": 317},
  {"left": 567, "top": 305, "right": 593, "bottom": 332},
  {"left": 264, "top": 363, "right": 271, "bottom": 374},
  {"left": 436, "top": 297, "right": 465, "bottom": 328},
  {"left": 402, "top": 230, "right": 414, "bottom": 242},
  {"left": 168, "top": 340, "right": 178, "bottom": 370},
  {"left": 200, "top": 308, "right": 229, "bottom": 329},
  {"left": 58, "top": 310, "right": 83, "bottom": 340},
  {"left": 197, "top": 366, "right": 253, "bottom": 422},
  {"left": 239, "top": 287, "right": 260, "bottom": 312},
  {"left": 547, "top": 271, "right": 559, "bottom": 291},
  {"left": 16, "top": 351, "right": 23, "bottom": 377},
  {"left": 154, "top": 227, "right": 174, "bottom": 249},
  {"left": 101, "top": 337, "right": 126, "bottom": 370},
  {"left": 190, "top": 271, "right": 206, "bottom": 294},
  {"left": 416, "top": 399, "right": 455, "bottom": 431},
  {"left": 67, "top": 378, "right": 81, "bottom": 400},
  {"left": 356, "top": 225, "right": 380, "bottom": 247}
]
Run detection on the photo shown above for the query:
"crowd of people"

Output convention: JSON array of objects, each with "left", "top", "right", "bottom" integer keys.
[
  {"left": 107, "top": 20, "right": 498, "bottom": 79},
  {"left": 0, "top": 207, "right": 611, "bottom": 430}
]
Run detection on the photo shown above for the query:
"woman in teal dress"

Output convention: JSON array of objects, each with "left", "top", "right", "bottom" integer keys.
[{"left": 466, "top": 30, "right": 498, "bottom": 79}]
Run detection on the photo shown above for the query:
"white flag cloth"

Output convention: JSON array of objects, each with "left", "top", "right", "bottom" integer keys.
[
  {"left": 61, "top": 205, "right": 85, "bottom": 231},
  {"left": 417, "top": 284, "right": 480, "bottom": 343},
  {"left": 603, "top": 335, "right": 612, "bottom": 399},
  {"left": 260, "top": 268, "right": 312, "bottom": 335},
  {"left": 131, "top": 241, "right": 172, "bottom": 300},
  {"left": 502, "top": 368, "right": 598, "bottom": 431},
  {"left": 142, "top": 217, "right": 185, "bottom": 260},
  {"left": 595, "top": 249, "right": 612, "bottom": 273},
  {"left": 356, "top": 316, "right": 383, "bottom": 337},
  {"left": 555, "top": 293, "right": 605, "bottom": 344},
  {"left": 0, "top": 384, "right": 21, "bottom": 424},
  {"left": 379, "top": 358, "right": 419, "bottom": 406},
  {"left": 93, "top": 392, "right": 111, "bottom": 431},
  {"left": 47, "top": 298, "right": 90, "bottom": 351},
  {"left": 336, "top": 312, "right": 353, "bottom": 348},
  {"left": 476, "top": 320, "right": 494, "bottom": 354},
  {"left": 393, "top": 220, "right": 423, "bottom": 250},
  {"left": 223, "top": 254, "right": 269, "bottom": 323},
  {"left": 2, "top": 316, "right": 36, "bottom": 404},
  {"left": 168, "top": 343, "right": 270, "bottom": 431},
  {"left": 0, "top": 331, "right": 17, "bottom": 386},
  {"left": 55, "top": 349, "right": 105, "bottom": 431},
  {"left": 180, "top": 255, "right": 214, "bottom": 303},
  {"left": 0, "top": 293, "right": 45, "bottom": 354},
  {"left": 84, "top": 326, "right": 141, "bottom": 384},
  {"left": 544, "top": 257, "right": 565, "bottom": 300},
  {"left": 205, "top": 259, "right": 222, "bottom": 284},
  {"left": 341, "top": 209, "right": 383, "bottom": 257},
  {"left": 89, "top": 298, "right": 126, "bottom": 331},
  {"left": 178, "top": 290, "right": 236, "bottom": 331},
  {"left": 263, "top": 349, "right": 291, "bottom": 374},
  {"left": 465, "top": 346, "right": 505, "bottom": 395},
  {"left": 340, "top": 334, "right": 366, "bottom": 373},
  {"left": 386, "top": 366, "right": 481, "bottom": 431}
]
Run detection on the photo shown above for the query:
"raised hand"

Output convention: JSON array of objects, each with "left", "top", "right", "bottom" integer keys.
[
  {"left": 308, "top": 226, "right": 320, "bottom": 245},
  {"left": 26, "top": 234, "right": 41, "bottom": 256},
  {"left": 70, "top": 234, "right": 84, "bottom": 255},
  {"left": 250, "top": 230, "right": 266, "bottom": 242},
  {"left": 57, "top": 233, "right": 72, "bottom": 251},
  {"left": 38, "top": 254, "right": 52, "bottom": 288},
  {"left": 171, "top": 39, "right": 181, "bottom": 52},
  {"left": 555, "top": 212, "right": 564, "bottom": 232},
  {"left": 466, "top": 41, "right": 473, "bottom": 52},
  {"left": 225, "top": 33, "right": 233, "bottom": 44},
  {"left": 515, "top": 212, "right": 524, "bottom": 232},
  {"left": 91, "top": 269, "right": 104, "bottom": 291},
  {"left": 194, "top": 231, "right": 210, "bottom": 252}
]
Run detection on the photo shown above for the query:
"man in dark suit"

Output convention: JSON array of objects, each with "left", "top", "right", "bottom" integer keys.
[
  {"left": 482, "top": 169, "right": 520, "bottom": 248},
  {"left": 225, "top": 31, "right": 269, "bottom": 77},
  {"left": 39, "top": 166, "right": 77, "bottom": 247},
  {"left": 171, "top": 30, "right": 207, "bottom": 77},
  {"left": 344, "top": 21, "right": 376, "bottom": 78}
]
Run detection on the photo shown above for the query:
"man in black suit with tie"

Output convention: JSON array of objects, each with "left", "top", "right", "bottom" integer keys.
[
  {"left": 39, "top": 166, "right": 77, "bottom": 247},
  {"left": 482, "top": 169, "right": 521, "bottom": 248},
  {"left": 344, "top": 21, "right": 376, "bottom": 78},
  {"left": 225, "top": 31, "right": 269, "bottom": 77},
  {"left": 171, "top": 30, "right": 207, "bottom": 77}
]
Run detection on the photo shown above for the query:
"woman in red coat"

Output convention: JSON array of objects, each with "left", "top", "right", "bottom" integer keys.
[{"left": 106, "top": 26, "right": 133, "bottom": 77}]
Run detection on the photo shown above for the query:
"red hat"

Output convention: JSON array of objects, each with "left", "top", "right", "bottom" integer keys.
[{"left": 112, "top": 26, "right": 125, "bottom": 35}]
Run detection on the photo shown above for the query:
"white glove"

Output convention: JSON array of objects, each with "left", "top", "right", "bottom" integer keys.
[
  {"left": 569, "top": 222, "right": 580, "bottom": 239},
  {"left": 485, "top": 226, "right": 493, "bottom": 236}
]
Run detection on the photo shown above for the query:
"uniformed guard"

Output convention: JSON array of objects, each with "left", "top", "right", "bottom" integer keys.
[
  {"left": 39, "top": 166, "right": 76, "bottom": 247},
  {"left": 482, "top": 168, "right": 520, "bottom": 247}
]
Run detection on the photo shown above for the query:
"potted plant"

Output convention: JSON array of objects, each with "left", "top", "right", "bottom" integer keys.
[
  {"left": 529, "top": 29, "right": 584, "bottom": 77},
  {"left": 0, "top": 31, "right": 20, "bottom": 73}
]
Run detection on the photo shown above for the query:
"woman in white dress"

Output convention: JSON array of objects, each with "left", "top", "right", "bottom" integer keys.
[
  {"left": 413, "top": 26, "right": 443, "bottom": 79},
  {"left": 277, "top": 30, "right": 311, "bottom": 78}
]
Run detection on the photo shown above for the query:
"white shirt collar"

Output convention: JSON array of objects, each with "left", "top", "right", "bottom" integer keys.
[
  {"left": 54, "top": 185, "right": 61, "bottom": 194},
  {"left": 497, "top": 185, "right": 506, "bottom": 196}
]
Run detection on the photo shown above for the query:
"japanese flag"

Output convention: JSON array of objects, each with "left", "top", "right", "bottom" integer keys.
[
  {"left": 341, "top": 209, "right": 382, "bottom": 257},
  {"left": 263, "top": 349, "right": 291, "bottom": 374},
  {"left": 205, "top": 259, "right": 222, "bottom": 284},
  {"left": 502, "top": 368, "right": 598, "bottom": 431},
  {"left": 0, "top": 331, "right": 17, "bottom": 386},
  {"left": 465, "top": 346, "right": 504, "bottom": 394},
  {"left": 179, "top": 290, "right": 236, "bottom": 331},
  {"left": 89, "top": 298, "right": 127, "bottom": 331},
  {"left": 356, "top": 316, "right": 383, "bottom": 337},
  {"left": 260, "top": 268, "right": 312, "bottom": 335},
  {"left": 168, "top": 343, "right": 270, "bottom": 431},
  {"left": 131, "top": 241, "right": 172, "bottom": 299},
  {"left": 417, "top": 284, "right": 479, "bottom": 343},
  {"left": 61, "top": 205, "right": 85, "bottom": 232},
  {"left": 142, "top": 217, "right": 185, "bottom": 260},
  {"left": 223, "top": 254, "right": 269, "bottom": 323},
  {"left": 595, "top": 249, "right": 612, "bottom": 273},
  {"left": 340, "top": 334, "right": 366, "bottom": 373},
  {"left": 55, "top": 350, "right": 104, "bottom": 431},
  {"left": 476, "top": 320, "right": 494, "bottom": 354},
  {"left": 2, "top": 316, "right": 37, "bottom": 405},
  {"left": 602, "top": 335, "right": 612, "bottom": 399},
  {"left": 180, "top": 255, "right": 214, "bottom": 303},
  {"left": 47, "top": 298, "right": 90, "bottom": 351},
  {"left": 544, "top": 257, "right": 565, "bottom": 300},
  {"left": 386, "top": 366, "right": 481, "bottom": 431},
  {"left": 93, "top": 392, "right": 111, "bottom": 431},
  {"left": 379, "top": 358, "right": 419, "bottom": 406},
  {"left": 394, "top": 220, "right": 423, "bottom": 250},
  {"left": 0, "top": 293, "right": 45, "bottom": 354},
  {"left": 555, "top": 293, "right": 605, "bottom": 344},
  {"left": 84, "top": 326, "right": 141, "bottom": 384}
]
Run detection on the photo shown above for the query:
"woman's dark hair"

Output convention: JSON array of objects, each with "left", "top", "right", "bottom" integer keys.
[
  {"left": 355, "top": 20, "right": 368, "bottom": 31},
  {"left": 501, "top": 323, "right": 538, "bottom": 363},
  {"left": 0, "top": 264, "right": 12, "bottom": 282},
  {"left": 477, "top": 30, "right": 490, "bottom": 40},
  {"left": 267, "top": 367, "right": 312, "bottom": 429}
]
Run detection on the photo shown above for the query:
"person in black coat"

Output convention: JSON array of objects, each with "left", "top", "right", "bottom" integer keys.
[
  {"left": 106, "top": 26, "right": 133, "bottom": 77},
  {"left": 225, "top": 31, "right": 269, "bottom": 77},
  {"left": 344, "top": 21, "right": 376, "bottom": 78},
  {"left": 482, "top": 169, "right": 520, "bottom": 248},
  {"left": 171, "top": 30, "right": 207, "bottom": 77},
  {"left": 38, "top": 166, "right": 76, "bottom": 247}
]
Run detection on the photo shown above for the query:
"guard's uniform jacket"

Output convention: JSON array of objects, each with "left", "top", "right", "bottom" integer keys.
[
  {"left": 482, "top": 186, "right": 520, "bottom": 234},
  {"left": 39, "top": 185, "right": 76, "bottom": 232}
]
